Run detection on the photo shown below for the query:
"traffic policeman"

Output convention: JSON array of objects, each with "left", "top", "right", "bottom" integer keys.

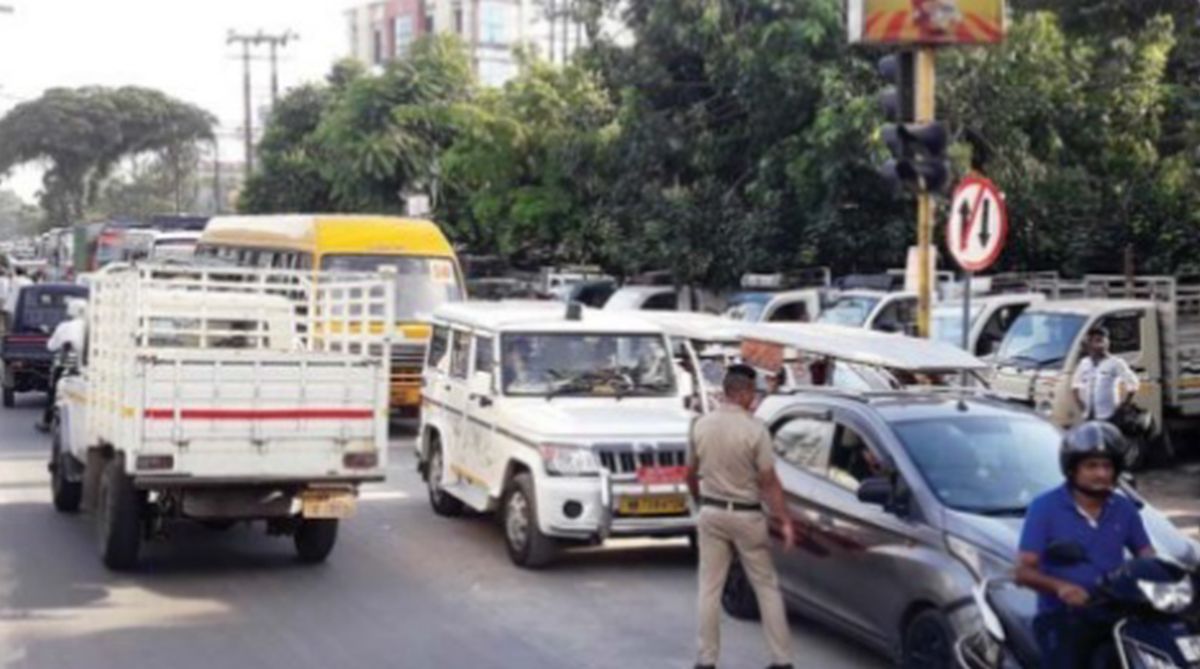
[
  {"left": 687, "top": 363, "right": 794, "bottom": 669},
  {"left": 1016, "top": 421, "right": 1154, "bottom": 668}
]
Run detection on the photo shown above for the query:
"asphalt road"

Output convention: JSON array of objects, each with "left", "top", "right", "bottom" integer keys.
[{"left": 0, "top": 396, "right": 886, "bottom": 669}]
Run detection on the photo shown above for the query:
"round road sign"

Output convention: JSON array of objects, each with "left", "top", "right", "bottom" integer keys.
[{"left": 945, "top": 175, "right": 1008, "bottom": 272}]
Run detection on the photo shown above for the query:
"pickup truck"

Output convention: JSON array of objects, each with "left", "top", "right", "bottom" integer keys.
[
  {"left": 989, "top": 275, "right": 1200, "bottom": 467},
  {"left": 1, "top": 283, "right": 89, "bottom": 407},
  {"left": 49, "top": 264, "right": 393, "bottom": 569}
]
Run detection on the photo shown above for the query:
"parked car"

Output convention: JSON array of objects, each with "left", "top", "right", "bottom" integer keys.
[
  {"left": 931, "top": 293, "right": 1044, "bottom": 358},
  {"left": 721, "top": 390, "right": 1199, "bottom": 666},
  {"left": 817, "top": 290, "right": 919, "bottom": 334},
  {"left": 416, "top": 301, "right": 695, "bottom": 568},
  {"left": 1, "top": 283, "right": 88, "bottom": 407}
]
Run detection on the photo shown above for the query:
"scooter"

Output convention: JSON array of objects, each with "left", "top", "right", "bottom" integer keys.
[{"left": 955, "top": 542, "right": 1200, "bottom": 669}]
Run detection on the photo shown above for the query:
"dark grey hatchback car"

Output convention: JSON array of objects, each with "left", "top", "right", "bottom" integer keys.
[{"left": 721, "top": 390, "right": 1199, "bottom": 668}]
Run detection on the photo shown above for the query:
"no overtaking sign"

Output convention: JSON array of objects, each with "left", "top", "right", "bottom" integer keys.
[{"left": 945, "top": 175, "right": 1007, "bottom": 273}]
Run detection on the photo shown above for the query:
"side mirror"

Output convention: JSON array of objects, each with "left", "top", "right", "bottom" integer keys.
[
  {"left": 1044, "top": 540, "right": 1087, "bottom": 567},
  {"left": 856, "top": 476, "right": 910, "bottom": 516}
]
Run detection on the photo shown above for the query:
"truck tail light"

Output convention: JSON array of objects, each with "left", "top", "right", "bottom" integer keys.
[
  {"left": 136, "top": 455, "right": 174, "bottom": 471},
  {"left": 343, "top": 452, "right": 378, "bottom": 469}
]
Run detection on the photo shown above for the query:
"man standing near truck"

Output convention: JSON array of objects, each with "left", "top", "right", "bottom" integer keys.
[{"left": 1072, "top": 326, "right": 1139, "bottom": 423}]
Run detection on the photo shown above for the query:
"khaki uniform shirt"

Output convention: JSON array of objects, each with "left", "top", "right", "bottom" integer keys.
[{"left": 689, "top": 404, "right": 775, "bottom": 505}]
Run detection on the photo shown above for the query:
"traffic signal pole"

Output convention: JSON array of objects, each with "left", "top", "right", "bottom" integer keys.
[{"left": 914, "top": 47, "right": 936, "bottom": 338}]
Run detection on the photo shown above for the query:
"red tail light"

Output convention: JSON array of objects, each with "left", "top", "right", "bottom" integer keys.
[
  {"left": 343, "top": 452, "right": 379, "bottom": 469},
  {"left": 135, "top": 455, "right": 175, "bottom": 471}
]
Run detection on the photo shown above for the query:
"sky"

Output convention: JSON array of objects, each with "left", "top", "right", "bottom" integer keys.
[{"left": 0, "top": 0, "right": 354, "bottom": 202}]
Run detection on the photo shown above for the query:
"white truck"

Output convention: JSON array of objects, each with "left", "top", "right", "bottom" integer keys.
[
  {"left": 990, "top": 275, "right": 1200, "bottom": 467},
  {"left": 416, "top": 301, "right": 695, "bottom": 568},
  {"left": 49, "top": 264, "right": 393, "bottom": 569}
]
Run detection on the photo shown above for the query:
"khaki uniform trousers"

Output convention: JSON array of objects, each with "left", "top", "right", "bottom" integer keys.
[{"left": 696, "top": 506, "right": 792, "bottom": 666}]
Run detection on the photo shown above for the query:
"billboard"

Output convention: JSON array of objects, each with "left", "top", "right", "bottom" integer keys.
[{"left": 848, "top": 0, "right": 1006, "bottom": 45}]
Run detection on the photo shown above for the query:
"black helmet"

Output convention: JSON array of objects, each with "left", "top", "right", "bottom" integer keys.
[{"left": 1060, "top": 421, "right": 1127, "bottom": 478}]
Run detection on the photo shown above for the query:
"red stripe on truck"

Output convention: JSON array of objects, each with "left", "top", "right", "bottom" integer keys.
[{"left": 143, "top": 409, "right": 374, "bottom": 420}]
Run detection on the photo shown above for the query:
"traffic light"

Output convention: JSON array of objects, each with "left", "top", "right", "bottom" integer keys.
[{"left": 878, "top": 51, "right": 950, "bottom": 193}]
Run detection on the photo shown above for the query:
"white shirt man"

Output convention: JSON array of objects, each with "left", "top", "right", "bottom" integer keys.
[
  {"left": 1072, "top": 354, "right": 1139, "bottom": 421},
  {"left": 47, "top": 318, "right": 85, "bottom": 356}
]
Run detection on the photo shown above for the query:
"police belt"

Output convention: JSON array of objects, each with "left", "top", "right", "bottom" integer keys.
[{"left": 699, "top": 496, "right": 762, "bottom": 512}]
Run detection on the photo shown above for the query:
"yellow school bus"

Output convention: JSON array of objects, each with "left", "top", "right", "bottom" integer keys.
[{"left": 196, "top": 214, "right": 466, "bottom": 415}]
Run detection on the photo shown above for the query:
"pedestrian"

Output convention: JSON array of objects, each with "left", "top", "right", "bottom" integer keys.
[
  {"left": 4, "top": 268, "right": 31, "bottom": 324},
  {"left": 1016, "top": 421, "right": 1154, "bottom": 667},
  {"left": 687, "top": 363, "right": 795, "bottom": 669},
  {"left": 1072, "top": 326, "right": 1140, "bottom": 423}
]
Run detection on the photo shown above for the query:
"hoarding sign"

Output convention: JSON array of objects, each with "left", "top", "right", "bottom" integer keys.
[{"left": 848, "top": 0, "right": 1006, "bottom": 45}]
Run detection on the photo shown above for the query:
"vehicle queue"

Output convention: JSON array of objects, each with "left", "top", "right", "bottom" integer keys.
[{"left": 0, "top": 213, "right": 1198, "bottom": 669}]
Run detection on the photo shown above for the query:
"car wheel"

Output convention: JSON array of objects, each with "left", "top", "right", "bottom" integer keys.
[
  {"left": 901, "top": 609, "right": 956, "bottom": 669},
  {"left": 294, "top": 519, "right": 339, "bottom": 564},
  {"left": 721, "top": 559, "right": 761, "bottom": 620},
  {"left": 50, "top": 416, "right": 81, "bottom": 513},
  {"left": 502, "top": 473, "right": 556, "bottom": 569},
  {"left": 2, "top": 385, "right": 13, "bottom": 408},
  {"left": 426, "top": 439, "right": 463, "bottom": 517},
  {"left": 96, "top": 457, "right": 143, "bottom": 571}
]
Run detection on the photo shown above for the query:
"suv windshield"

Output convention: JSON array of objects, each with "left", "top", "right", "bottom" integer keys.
[
  {"left": 501, "top": 333, "right": 676, "bottom": 397},
  {"left": 893, "top": 415, "right": 1063, "bottom": 515},
  {"left": 321, "top": 254, "right": 463, "bottom": 322},
  {"left": 817, "top": 296, "right": 879, "bottom": 327},
  {"left": 722, "top": 293, "right": 771, "bottom": 322},
  {"left": 931, "top": 306, "right": 983, "bottom": 349},
  {"left": 995, "top": 312, "right": 1086, "bottom": 369}
]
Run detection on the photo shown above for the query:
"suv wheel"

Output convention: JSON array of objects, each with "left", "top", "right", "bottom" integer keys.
[
  {"left": 502, "top": 473, "right": 555, "bottom": 569},
  {"left": 901, "top": 609, "right": 955, "bottom": 669},
  {"left": 721, "top": 559, "right": 761, "bottom": 620},
  {"left": 294, "top": 519, "right": 339, "bottom": 564},
  {"left": 426, "top": 439, "right": 463, "bottom": 517}
]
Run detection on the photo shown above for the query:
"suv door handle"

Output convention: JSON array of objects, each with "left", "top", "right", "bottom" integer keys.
[{"left": 469, "top": 393, "right": 492, "bottom": 408}]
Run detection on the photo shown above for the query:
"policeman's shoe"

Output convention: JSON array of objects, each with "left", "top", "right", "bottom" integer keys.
[
  {"left": 694, "top": 665, "right": 715, "bottom": 669},
  {"left": 766, "top": 665, "right": 794, "bottom": 669}
]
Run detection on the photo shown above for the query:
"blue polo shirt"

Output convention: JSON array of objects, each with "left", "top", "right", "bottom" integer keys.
[{"left": 1019, "top": 484, "right": 1151, "bottom": 614}]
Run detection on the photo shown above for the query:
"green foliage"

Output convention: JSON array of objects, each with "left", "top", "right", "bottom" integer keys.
[
  {"left": 243, "top": 0, "right": 1200, "bottom": 284},
  {"left": 0, "top": 86, "right": 215, "bottom": 229}
]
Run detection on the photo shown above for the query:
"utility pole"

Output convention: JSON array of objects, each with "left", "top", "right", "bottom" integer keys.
[
  {"left": 227, "top": 29, "right": 297, "bottom": 174},
  {"left": 914, "top": 47, "right": 936, "bottom": 338}
]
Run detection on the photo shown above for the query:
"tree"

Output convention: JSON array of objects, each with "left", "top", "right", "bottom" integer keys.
[
  {"left": 0, "top": 190, "right": 42, "bottom": 240},
  {"left": 0, "top": 86, "right": 215, "bottom": 228}
]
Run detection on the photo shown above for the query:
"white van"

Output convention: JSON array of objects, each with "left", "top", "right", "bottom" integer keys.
[{"left": 416, "top": 301, "right": 695, "bottom": 568}]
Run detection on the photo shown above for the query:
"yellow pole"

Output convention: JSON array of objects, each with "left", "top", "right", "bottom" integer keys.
[{"left": 915, "top": 47, "right": 936, "bottom": 339}]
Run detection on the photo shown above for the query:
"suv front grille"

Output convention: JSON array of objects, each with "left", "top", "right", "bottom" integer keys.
[{"left": 596, "top": 442, "right": 687, "bottom": 477}]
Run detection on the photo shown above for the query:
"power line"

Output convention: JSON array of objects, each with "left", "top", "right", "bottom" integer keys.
[{"left": 225, "top": 29, "right": 298, "bottom": 175}]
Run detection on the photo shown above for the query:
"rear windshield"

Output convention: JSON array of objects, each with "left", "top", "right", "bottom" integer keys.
[{"left": 16, "top": 289, "right": 86, "bottom": 332}]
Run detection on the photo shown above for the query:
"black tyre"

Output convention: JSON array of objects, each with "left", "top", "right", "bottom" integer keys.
[
  {"left": 901, "top": 609, "right": 956, "bottom": 669},
  {"left": 96, "top": 457, "right": 143, "bottom": 570},
  {"left": 294, "top": 519, "right": 338, "bottom": 564},
  {"left": 426, "top": 439, "right": 464, "bottom": 517},
  {"left": 2, "top": 386, "right": 14, "bottom": 408},
  {"left": 49, "top": 416, "right": 81, "bottom": 513},
  {"left": 501, "top": 473, "right": 556, "bottom": 569},
  {"left": 721, "top": 560, "right": 761, "bottom": 620}
]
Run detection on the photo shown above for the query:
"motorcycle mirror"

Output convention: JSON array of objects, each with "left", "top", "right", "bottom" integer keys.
[{"left": 1045, "top": 540, "right": 1087, "bottom": 566}]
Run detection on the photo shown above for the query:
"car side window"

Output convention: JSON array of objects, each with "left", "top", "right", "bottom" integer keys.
[
  {"left": 872, "top": 300, "right": 914, "bottom": 333},
  {"left": 827, "top": 425, "right": 885, "bottom": 492},
  {"left": 773, "top": 415, "right": 835, "bottom": 475},
  {"left": 768, "top": 301, "right": 809, "bottom": 323},
  {"left": 428, "top": 325, "right": 450, "bottom": 372},
  {"left": 450, "top": 330, "right": 470, "bottom": 379},
  {"left": 643, "top": 292, "right": 678, "bottom": 310},
  {"left": 474, "top": 335, "right": 494, "bottom": 374}
]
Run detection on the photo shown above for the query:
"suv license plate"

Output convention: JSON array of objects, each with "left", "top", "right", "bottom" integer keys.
[
  {"left": 618, "top": 494, "right": 688, "bottom": 516},
  {"left": 300, "top": 491, "right": 357, "bottom": 519},
  {"left": 1177, "top": 635, "right": 1200, "bottom": 663}
]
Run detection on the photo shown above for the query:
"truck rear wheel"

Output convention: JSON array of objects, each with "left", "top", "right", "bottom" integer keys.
[
  {"left": 96, "top": 457, "right": 143, "bottom": 570},
  {"left": 294, "top": 519, "right": 338, "bottom": 564},
  {"left": 502, "top": 473, "right": 556, "bottom": 569},
  {"left": 50, "top": 417, "right": 81, "bottom": 513}
]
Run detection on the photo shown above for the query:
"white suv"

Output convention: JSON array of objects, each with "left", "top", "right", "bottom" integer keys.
[{"left": 416, "top": 301, "right": 696, "bottom": 568}]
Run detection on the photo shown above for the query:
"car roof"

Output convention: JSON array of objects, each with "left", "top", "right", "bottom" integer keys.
[
  {"left": 741, "top": 323, "right": 988, "bottom": 371},
  {"left": 432, "top": 301, "right": 666, "bottom": 334},
  {"left": 620, "top": 310, "right": 744, "bottom": 342},
  {"left": 760, "top": 389, "right": 1039, "bottom": 425}
]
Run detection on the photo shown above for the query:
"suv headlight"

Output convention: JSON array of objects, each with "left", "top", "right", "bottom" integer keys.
[
  {"left": 540, "top": 443, "right": 601, "bottom": 477},
  {"left": 1137, "top": 578, "right": 1193, "bottom": 614},
  {"left": 947, "top": 534, "right": 1012, "bottom": 582}
]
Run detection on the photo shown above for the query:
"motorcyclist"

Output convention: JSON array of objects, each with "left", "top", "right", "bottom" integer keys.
[
  {"left": 36, "top": 297, "right": 86, "bottom": 432},
  {"left": 1016, "top": 421, "right": 1155, "bottom": 668}
]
